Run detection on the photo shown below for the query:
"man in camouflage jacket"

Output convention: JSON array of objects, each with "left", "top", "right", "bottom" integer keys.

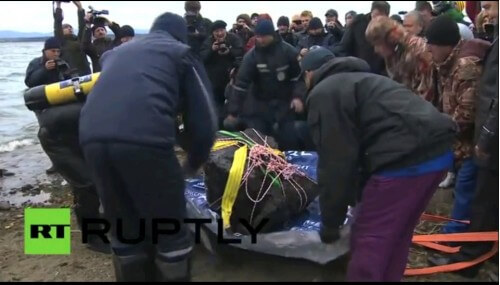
[{"left": 426, "top": 15, "right": 491, "bottom": 233}]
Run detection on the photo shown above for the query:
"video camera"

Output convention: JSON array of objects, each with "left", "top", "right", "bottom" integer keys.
[
  {"left": 88, "top": 5, "right": 109, "bottom": 25},
  {"left": 185, "top": 13, "right": 199, "bottom": 34}
]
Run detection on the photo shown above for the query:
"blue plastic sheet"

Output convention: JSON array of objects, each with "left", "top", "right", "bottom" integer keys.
[{"left": 184, "top": 151, "right": 353, "bottom": 264}]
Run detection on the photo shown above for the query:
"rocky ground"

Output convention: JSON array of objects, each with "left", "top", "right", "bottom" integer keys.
[{"left": 0, "top": 144, "right": 497, "bottom": 282}]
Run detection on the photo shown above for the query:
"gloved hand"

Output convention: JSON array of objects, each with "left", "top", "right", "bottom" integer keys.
[{"left": 319, "top": 225, "right": 341, "bottom": 244}]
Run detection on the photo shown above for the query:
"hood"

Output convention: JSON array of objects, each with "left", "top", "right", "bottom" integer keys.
[
  {"left": 459, "top": 38, "right": 492, "bottom": 60},
  {"left": 150, "top": 12, "right": 188, "bottom": 44},
  {"left": 311, "top": 56, "right": 370, "bottom": 86}
]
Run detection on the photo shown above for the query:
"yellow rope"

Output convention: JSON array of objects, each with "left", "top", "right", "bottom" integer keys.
[{"left": 221, "top": 144, "right": 248, "bottom": 229}]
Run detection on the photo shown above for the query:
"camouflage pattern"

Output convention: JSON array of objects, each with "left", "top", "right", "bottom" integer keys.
[
  {"left": 385, "top": 35, "right": 435, "bottom": 101},
  {"left": 434, "top": 40, "right": 482, "bottom": 165}
]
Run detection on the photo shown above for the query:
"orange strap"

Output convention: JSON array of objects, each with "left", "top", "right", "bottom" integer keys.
[
  {"left": 412, "top": 231, "right": 498, "bottom": 243},
  {"left": 414, "top": 241, "right": 461, "bottom": 254},
  {"left": 405, "top": 242, "right": 498, "bottom": 276},
  {"left": 420, "top": 213, "right": 470, "bottom": 224},
  {"left": 404, "top": 213, "right": 499, "bottom": 276}
]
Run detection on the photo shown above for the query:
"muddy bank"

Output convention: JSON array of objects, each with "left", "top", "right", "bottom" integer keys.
[{"left": 0, "top": 144, "right": 497, "bottom": 281}]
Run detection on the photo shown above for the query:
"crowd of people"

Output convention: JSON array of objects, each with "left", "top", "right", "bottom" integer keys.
[{"left": 23, "top": 0, "right": 498, "bottom": 282}]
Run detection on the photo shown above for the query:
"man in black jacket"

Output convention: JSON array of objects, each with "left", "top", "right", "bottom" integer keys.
[
  {"left": 79, "top": 12, "right": 217, "bottom": 282},
  {"left": 427, "top": 1, "right": 499, "bottom": 277},
  {"left": 25, "top": 37, "right": 107, "bottom": 255},
  {"left": 224, "top": 19, "right": 304, "bottom": 150},
  {"left": 53, "top": 1, "right": 91, "bottom": 76},
  {"left": 184, "top": 1, "right": 212, "bottom": 58},
  {"left": 229, "top": 14, "right": 254, "bottom": 46},
  {"left": 302, "top": 51, "right": 456, "bottom": 281},
  {"left": 297, "top": 17, "right": 337, "bottom": 59},
  {"left": 277, "top": 16, "right": 299, "bottom": 47},
  {"left": 333, "top": 1, "right": 389, "bottom": 75},
  {"left": 325, "top": 9, "right": 344, "bottom": 43},
  {"left": 200, "top": 20, "right": 244, "bottom": 126},
  {"left": 82, "top": 13, "right": 121, "bottom": 72}
]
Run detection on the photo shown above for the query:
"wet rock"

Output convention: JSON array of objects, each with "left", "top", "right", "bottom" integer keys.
[
  {"left": 20, "top": 184, "right": 34, "bottom": 192},
  {"left": 204, "top": 129, "right": 319, "bottom": 234},
  {"left": 0, "top": 201, "right": 11, "bottom": 211},
  {"left": 0, "top": 169, "right": 15, "bottom": 177}
]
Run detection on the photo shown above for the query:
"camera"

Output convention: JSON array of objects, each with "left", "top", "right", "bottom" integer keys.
[
  {"left": 54, "top": 59, "right": 69, "bottom": 72},
  {"left": 88, "top": 5, "right": 109, "bottom": 19},
  {"left": 185, "top": 14, "right": 199, "bottom": 34},
  {"left": 187, "top": 25, "right": 197, "bottom": 34}
]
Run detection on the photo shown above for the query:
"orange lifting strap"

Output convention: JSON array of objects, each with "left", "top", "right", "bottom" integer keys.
[{"left": 404, "top": 214, "right": 499, "bottom": 276}]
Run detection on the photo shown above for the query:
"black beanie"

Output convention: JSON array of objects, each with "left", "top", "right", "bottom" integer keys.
[
  {"left": 426, "top": 15, "right": 461, "bottom": 46},
  {"left": 255, "top": 19, "right": 275, "bottom": 36},
  {"left": 120, "top": 25, "right": 135, "bottom": 37},
  {"left": 277, "top": 16, "right": 290, "bottom": 27},
  {"left": 150, "top": 12, "right": 188, "bottom": 44},
  {"left": 211, "top": 20, "right": 227, "bottom": 32},
  {"left": 301, "top": 46, "right": 335, "bottom": 72},
  {"left": 43, "top": 37, "right": 61, "bottom": 50},
  {"left": 308, "top": 17, "right": 323, "bottom": 30},
  {"left": 91, "top": 23, "right": 106, "bottom": 36}
]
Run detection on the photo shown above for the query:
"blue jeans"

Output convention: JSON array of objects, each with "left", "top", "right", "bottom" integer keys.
[{"left": 442, "top": 158, "right": 479, "bottom": 233}]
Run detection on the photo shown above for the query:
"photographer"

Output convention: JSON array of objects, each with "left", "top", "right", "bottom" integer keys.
[
  {"left": 229, "top": 14, "right": 254, "bottom": 46},
  {"left": 25, "top": 37, "right": 71, "bottom": 88},
  {"left": 200, "top": 20, "right": 244, "bottom": 127},
  {"left": 53, "top": 0, "right": 91, "bottom": 76},
  {"left": 324, "top": 9, "right": 344, "bottom": 44},
  {"left": 82, "top": 9, "right": 121, "bottom": 72},
  {"left": 24, "top": 38, "right": 107, "bottom": 255},
  {"left": 184, "top": 1, "right": 212, "bottom": 57}
]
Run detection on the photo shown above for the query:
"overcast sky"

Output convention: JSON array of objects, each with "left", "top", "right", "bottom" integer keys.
[{"left": 2, "top": 1, "right": 417, "bottom": 33}]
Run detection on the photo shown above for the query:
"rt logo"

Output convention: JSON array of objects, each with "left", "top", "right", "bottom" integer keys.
[{"left": 24, "top": 208, "right": 71, "bottom": 255}]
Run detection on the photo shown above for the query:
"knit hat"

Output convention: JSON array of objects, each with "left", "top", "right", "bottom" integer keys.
[
  {"left": 426, "top": 15, "right": 461, "bottom": 46},
  {"left": 43, "top": 37, "right": 61, "bottom": 51},
  {"left": 150, "top": 12, "right": 188, "bottom": 44},
  {"left": 258, "top": 13, "right": 273, "bottom": 23},
  {"left": 254, "top": 19, "right": 275, "bottom": 36},
  {"left": 184, "top": 1, "right": 201, "bottom": 12},
  {"left": 325, "top": 9, "right": 338, "bottom": 18},
  {"left": 308, "top": 17, "right": 323, "bottom": 30},
  {"left": 91, "top": 23, "right": 106, "bottom": 36},
  {"left": 301, "top": 46, "right": 335, "bottom": 72},
  {"left": 277, "top": 16, "right": 290, "bottom": 27},
  {"left": 120, "top": 25, "right": 135, "bottom": 37},
  {"left": 236, "top": 14, "right": 251, "bottom": 26},
  {"left": 212, "top": 20, "right": 227, "bottom": 32}
]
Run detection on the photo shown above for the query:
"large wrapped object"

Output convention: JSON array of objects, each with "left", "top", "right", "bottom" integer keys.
[{"left": 204, "top": 129, "right": 319, "bottom": 234}]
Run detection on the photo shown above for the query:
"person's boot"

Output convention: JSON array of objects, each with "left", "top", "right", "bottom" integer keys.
[
  {"left": 154, "top": 254, "right": 192, "bottom": 282},
  {"left": 112, "top": 252, "right": 153, "bottom": 282}
]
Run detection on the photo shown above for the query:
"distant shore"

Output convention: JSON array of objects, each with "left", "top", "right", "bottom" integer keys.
[{"left": 0, "top": 37, "right": 48, "bottom": 43}]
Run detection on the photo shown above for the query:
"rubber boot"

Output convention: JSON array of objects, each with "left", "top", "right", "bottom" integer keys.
[
  {"left": 112, "top": 252, "right": 153, "bottom": 282},
  {"left": 154, "top": 255, "right": 192, "bottom": 282}
]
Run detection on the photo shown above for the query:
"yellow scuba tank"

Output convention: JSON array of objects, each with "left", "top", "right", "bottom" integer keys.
[{"left": 24, "top": 72, "right": 100, "bottom": 111}]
